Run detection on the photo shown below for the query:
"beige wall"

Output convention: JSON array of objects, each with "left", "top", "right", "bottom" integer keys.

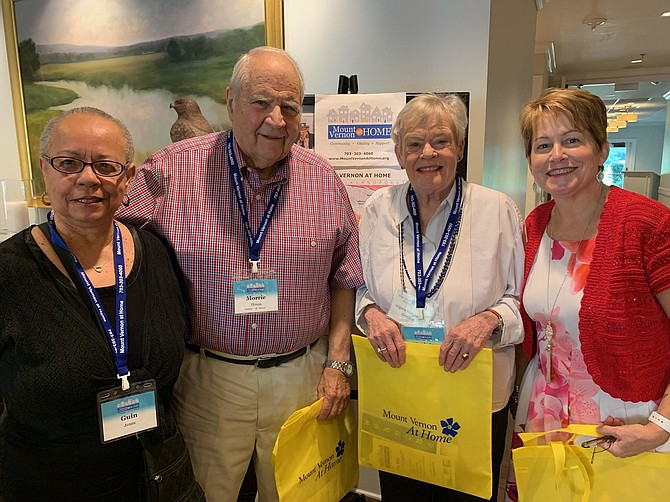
[{"left": 284, "top": 0, "right": 536, "bottom": 211}]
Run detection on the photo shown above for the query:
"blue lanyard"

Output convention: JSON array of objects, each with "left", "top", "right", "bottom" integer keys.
[
  {"left": 408, "top": 175, "right": 463, "bottom": 311},
  {"left": 48, "top": 211, "right": 130, "bottom": 390},
  {"left": 227, "top": 131, "right": 282, "bottom": 274}
]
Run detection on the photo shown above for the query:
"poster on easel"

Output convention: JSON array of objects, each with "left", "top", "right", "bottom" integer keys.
[
  {"left": 314, "top": 92, "right": 408, "bottom": 216},
  {"left": 314, "top": 92, "right": 405, "bottom": 167},
  {"left": 308, "top": 91, "right": 469, "bottom": 217}
]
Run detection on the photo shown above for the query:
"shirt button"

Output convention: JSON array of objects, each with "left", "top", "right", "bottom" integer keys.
[
  {"left": 310, "top": 240, "right": 317, "bottom": 247},
  {"left": 251, "top": 323, "right": 258, "bottom": 329},
  {"left": 255, "top": 194, "right": 262, "bottom": 201}
]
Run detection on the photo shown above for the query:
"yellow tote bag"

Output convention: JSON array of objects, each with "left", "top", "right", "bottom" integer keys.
[
  {"left": 352, "top": 336, "right": 493, "bottom": 499},
  {"left": 272, "top": 398, "right": 359, "bottom": 502},
  {"left": 514, "top": 424, "right": 670, "bottom": 502}
]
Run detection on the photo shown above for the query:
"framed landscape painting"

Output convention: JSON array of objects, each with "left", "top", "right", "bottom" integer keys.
[{"left": 1, "top": 0, "right": 283, "bottom": 196}]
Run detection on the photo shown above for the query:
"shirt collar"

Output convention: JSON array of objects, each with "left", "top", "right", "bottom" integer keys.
[
  {"left": 231, "top": 133, "right": 289, "bottom": 185},
  {"left": 397, "top": 180, "right": 458, "bottom": 225}
]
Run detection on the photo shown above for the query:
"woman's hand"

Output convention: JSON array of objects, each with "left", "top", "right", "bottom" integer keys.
[
  {"left": 439, "top": 310, "right": 498, "bottom": 372},
  {"left": 597, "top": 416, "right": 670, "bottom": 457},
  {"left": 364, "top": 305, "right": 405, "bottom": 367}
]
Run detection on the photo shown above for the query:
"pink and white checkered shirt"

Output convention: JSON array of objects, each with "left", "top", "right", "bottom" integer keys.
[{"left": 117, "top": 131, "right": 363, "bottom": 355}]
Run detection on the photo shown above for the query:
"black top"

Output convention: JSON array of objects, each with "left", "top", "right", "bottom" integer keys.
[{"left": 0, "top": 225, "right": 189, "bottom": 501}]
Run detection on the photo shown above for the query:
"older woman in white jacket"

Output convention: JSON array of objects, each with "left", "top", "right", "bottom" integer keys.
[{"left": 356, "top": 93, "right": 525, "bottom": 502}]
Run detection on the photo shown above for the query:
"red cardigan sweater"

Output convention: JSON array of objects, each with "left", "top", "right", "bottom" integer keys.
[{"left": 522, "top": 187, "right": 670, "bottom": 402}]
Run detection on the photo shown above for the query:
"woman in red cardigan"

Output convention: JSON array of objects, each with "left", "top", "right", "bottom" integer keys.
[{"left": 505, "top": 88, "right": 670, "bottom": 500}]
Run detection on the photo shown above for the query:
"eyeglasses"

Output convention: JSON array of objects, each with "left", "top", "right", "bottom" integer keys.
[
  {"left": 404, "top": 138, "right": 455, "bottom": 154},
  {"left": 581, "top": 435, "right": 616, "bottom": 464},
  {"left": 43, "top": 156, "right": 127, "bottom": 177}
]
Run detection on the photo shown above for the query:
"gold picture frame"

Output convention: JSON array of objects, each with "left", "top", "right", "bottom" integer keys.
[{"left": 2, "top": 0, "right": 284, "bottom": 199}]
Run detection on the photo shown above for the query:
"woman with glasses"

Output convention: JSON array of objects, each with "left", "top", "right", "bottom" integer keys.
[
  {"left": 356, "top": 94, "right": 525, "bottom": 501},
  {"left": 0, "top": 107, "right": 202, "bottom": 500}
]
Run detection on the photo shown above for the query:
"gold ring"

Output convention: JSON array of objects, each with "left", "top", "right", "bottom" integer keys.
[{"left": 461, "top": 352, "right": 470, "bottom": 360}]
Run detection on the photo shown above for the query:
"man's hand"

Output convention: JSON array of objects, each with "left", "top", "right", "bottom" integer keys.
[{"left": 317, "top": 368, "right": 350, "bottom": 420}]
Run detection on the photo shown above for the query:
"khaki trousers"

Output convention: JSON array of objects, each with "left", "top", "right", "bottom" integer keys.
[{"left": 172, "top": 339, "right": 327, "bottom": 502}]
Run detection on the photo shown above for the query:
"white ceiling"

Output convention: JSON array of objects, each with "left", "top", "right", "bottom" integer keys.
[{"left": 535, "top": 0, "right": 670, "bottom": 123}]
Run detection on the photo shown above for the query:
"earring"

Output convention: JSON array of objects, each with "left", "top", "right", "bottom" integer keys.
[
  {"left": 532, "top": 181, "right": 541, "bottom": 194},
  {"left": 596, "top": 168, "right": 604, "bottom": 183},
  {"left": 122, "top": 194, "right": 130, "bottom": 207},
  {"left": 41, "top": 192, "right": 51, "bottom": 207}
]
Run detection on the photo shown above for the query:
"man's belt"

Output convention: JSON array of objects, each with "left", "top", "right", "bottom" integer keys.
[{"left": 185, "top": 339, "right": 319, "bottom": 368}]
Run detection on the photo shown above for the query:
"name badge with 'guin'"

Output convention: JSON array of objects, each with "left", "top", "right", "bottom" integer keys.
[{"left": 97, "top": 380, "right": 158, "bottom": 443}]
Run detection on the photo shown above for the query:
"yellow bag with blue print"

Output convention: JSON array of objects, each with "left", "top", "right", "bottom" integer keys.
[
  {"left": 352, "top": 336, "right": 493, "bottom": 499},
  {"left": 514, "top": 424, "right": 670, "bottom": 502},
  {"left": 272, "top": 397, "right": 359, "bottom": 502}
]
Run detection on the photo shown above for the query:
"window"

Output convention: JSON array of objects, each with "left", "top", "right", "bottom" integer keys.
[{"left": 603, "top": 140, "right": 635, "bottom": 188}]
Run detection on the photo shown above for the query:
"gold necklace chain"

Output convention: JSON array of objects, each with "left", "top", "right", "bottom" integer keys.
[{"left": 544, "top": 184, "right": 606, "bottom": 383}]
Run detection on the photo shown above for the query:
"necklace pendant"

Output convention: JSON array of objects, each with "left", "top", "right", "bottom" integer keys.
[
  {"left": 545, "top": 321, "right": 554, "bottom": 384},
  {"left": 93, "top": 265, "right": 103, "bottom": 273}
]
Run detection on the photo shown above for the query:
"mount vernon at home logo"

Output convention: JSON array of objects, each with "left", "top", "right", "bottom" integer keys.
[
  {"left": 326, "top": 101, "right": 396, "bottom": 140},
  {"left": 116, "top": 398, "right": 140, "bottom": 414},
  {"left": 245, "top": 282, "right": 266, "bottom": 293},
  {"left": 298, "top": 440, "right": 347, "bottom": 484},
  {"left": 328, "top": 125, "right": 392, "bottom": 139},
  {"left": 440, "top": 417, "right": 461, "bottom": 437},
  {"left": 383, "top": 409, "right": 461, "bottom": 443}
]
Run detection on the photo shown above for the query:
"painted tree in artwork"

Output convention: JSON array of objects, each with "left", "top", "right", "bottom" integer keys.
[{"left": 18, "top": 38, "right": 40, "bottom": 82}]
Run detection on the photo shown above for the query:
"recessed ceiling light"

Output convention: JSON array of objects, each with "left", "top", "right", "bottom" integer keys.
[
  {"left": 662, "top": 11, "right": 670, "bottom": 17},
  {"left": 630, "top": 53, "right": 645, "bottom": 64}
]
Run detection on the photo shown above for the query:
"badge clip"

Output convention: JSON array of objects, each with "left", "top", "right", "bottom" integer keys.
[
  {"left": 249, "top": 259, "right": 260, "bottom": 274},
  {"left": 117, "top": 372, "right": 130, "bottom": 391}
]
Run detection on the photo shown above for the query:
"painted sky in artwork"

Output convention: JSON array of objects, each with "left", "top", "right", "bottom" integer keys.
[{"left": 15, "top": 0, "right": 264, "bottom": 46}]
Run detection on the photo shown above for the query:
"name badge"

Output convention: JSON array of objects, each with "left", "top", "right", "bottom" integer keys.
[
  {"left": 401, "top": 325, "right": 445, "bottom": 344},
  {"left": 97, "top": 380, "right": 158, "bottom": 443},
  {"left": 387, "top": 288, "right": 436, "bottom": 325},
  {"left": 233, "top": 278, "right": 279, "bottom": 314}
]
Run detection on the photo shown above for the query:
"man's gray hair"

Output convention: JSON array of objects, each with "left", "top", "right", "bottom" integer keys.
[
  {"left": 229, "top": 46, "right": 305, "bottom": 106},
  {"left": 39, "top": 106, "right": 135, "bottom": 164}
]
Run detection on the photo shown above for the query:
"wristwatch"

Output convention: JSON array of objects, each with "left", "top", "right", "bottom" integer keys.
[
  {"left": 324, "top": 359, "right": 355, "bottom": 377},
  {"left": 485, "top": 308, "right": 504, "bottom": 334}
]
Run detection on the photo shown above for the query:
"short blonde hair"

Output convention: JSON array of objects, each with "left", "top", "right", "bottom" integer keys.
[
  {"left": 392, "top": 93, "right": 468, "bottom": 148},
  {"left": 520, "top": 88, "right": 607, "bottom": 158}
]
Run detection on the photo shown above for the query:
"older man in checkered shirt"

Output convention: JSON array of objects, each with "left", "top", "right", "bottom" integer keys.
[{"left": 117, "top": 46, "right": 363, "bottom": 501}]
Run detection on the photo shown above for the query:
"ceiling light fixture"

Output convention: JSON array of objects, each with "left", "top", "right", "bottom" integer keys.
[
  {"left": 662, "top": 11, "right": 670, "bottom": 17},
  {"left": 612, "top": 105, "right": 638, "bottom": 125},
  {"left": 631, "top": 53, "right": 645, "bottom": 64},
  {"left": 616, "top": 112, "right": 638, "bottom": 123},
  {"left": 583, "top": 17, "right": 607, "bottom": 31}
]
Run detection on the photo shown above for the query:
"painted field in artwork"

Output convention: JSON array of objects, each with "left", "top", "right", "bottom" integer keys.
[{"left": 13, "top": 0, "right": 266, "bottom": 191}]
